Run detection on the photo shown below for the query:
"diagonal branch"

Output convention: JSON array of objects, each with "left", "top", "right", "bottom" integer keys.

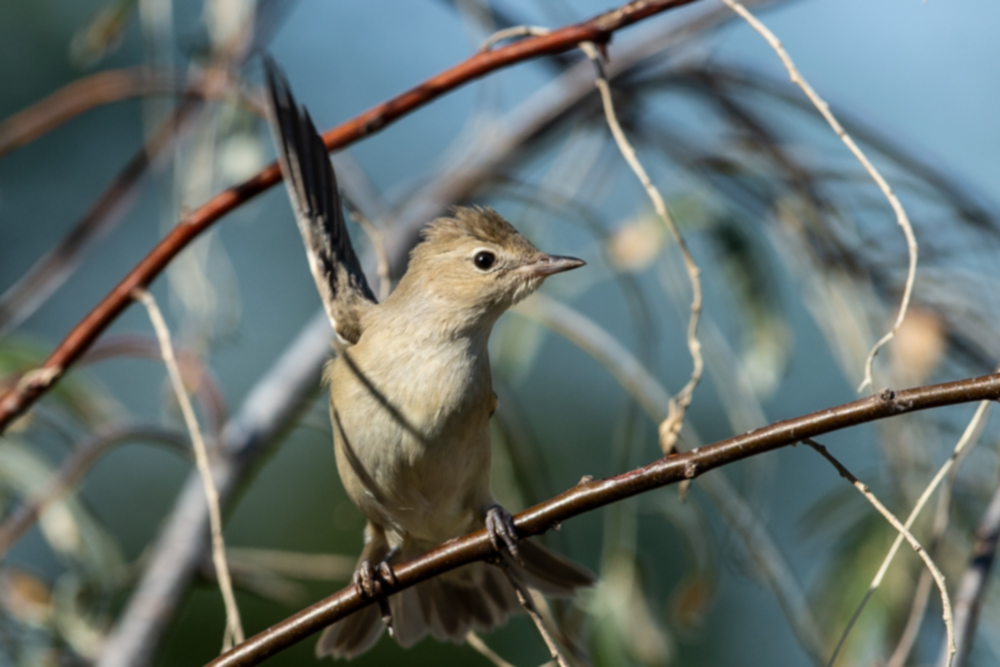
[
  {"left": 0, "top": 0, "right": 701, "bottom": 435},
  {"left": 95, "top": 310, "right": 332, "bottom": 667},
  {"left": 206, "top": 372, "right": 1000, "bottom": 667},
  {"left": 804, "top": 439, "right": 955, "bottom": 667}
]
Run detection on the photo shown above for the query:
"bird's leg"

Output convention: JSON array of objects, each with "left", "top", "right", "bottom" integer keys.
[
  {"left": 485, "top": 504, "right": 522, "bottom": 564},
  {"left": 352, "top": 546, "right": 401, "bottom": 636}
]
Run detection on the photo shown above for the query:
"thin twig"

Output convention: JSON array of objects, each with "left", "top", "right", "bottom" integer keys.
[
  {"left": 828, "top": 400, "right": 990, "bottom": 667},
  {"left": 466, "top": 631, "right": 519, "bottom": 667},
  {"left": 0, "top": 99, "right": 202, "bottom": 337},
  {"left": 80, "top": 334, "right": 230, "bottom": 437},
  {"left": 499, "top": 562, "right": 571, "bottom": 667},
  {"left": 888, "top": 567, "right": 934, "bottom": 667},
  {"left": 97, "top": 310, "right": 331, "bottom": 667},
  {"left": 942, "top": 479, "right": 1000, "bottom": 667},
  {"left": 803, "top": 439, "right": 955, "bottom": 667},
  {"left": 888, "top": 403, "right": 983, "bottom": 667},
  {"left": 133, "top": 288, "right": 245, "bottom": 646},
  {"left": 719, "top": 0, "right": 918, "bottom": 394},
  {"left": 479, "top": 25, "right": 552, "bottom": 52},
  {"left": 0, "top": 0, "right": 702, "bottom": 436},
  {"left": 580, "top": 40, "right": 704, "bottom": 455},
  {"left": 0, "top": 424, "right": 187, "bottom": 559}
]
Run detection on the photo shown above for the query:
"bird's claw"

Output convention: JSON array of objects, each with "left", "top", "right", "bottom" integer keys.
[
  {"left": 353, "top": 558, "right": 397, "bottom": 636},
  {"left": 485, "top": 505, "right": 522, "bottom": 564},
  {"left": 352, "top": 560, "right": 378, "bottom": 598},
  {"left": 378, "top": 560, "right": 399, "bottom": 589}
]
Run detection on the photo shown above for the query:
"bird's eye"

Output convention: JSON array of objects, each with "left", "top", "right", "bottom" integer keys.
[{"left": 473, "top": 250, "right": 496, "bottom": 271}]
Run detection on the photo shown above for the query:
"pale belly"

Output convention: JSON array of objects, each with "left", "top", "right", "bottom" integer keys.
[{"left": 328, "top": 341, "right": 494, "bottom": 544}]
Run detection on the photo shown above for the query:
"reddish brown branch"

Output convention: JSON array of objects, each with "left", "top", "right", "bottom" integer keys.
[
  {"left": 206, "top": 376, "right": 1000, "bottom": 667},
  {"left": 0, "top": 0, "right": 699, "bottom": 435}
]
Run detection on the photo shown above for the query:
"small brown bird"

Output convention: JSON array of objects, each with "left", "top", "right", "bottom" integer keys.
[{"left": 265, "top": 59, "right": 594, "bottom": 660}]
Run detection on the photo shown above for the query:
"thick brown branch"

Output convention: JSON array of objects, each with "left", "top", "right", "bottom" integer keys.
[
  {"left": 206, "top": 376, "right": 1000, "bottom": 667},
  {"left": 0, "top": 0, "right": 699, "bottom": 435}
]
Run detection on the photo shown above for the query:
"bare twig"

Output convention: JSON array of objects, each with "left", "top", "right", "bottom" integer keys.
[
  {"left": 479, "top": 25, "right": 552, "bottom": 52},
  {"left": 0, "top": 0, "right": 702, "bottom": 435},
  {"left": 719, "top": 0, "right": 918, "bottom": 394},
  {"left": 96, "top": 310, "right": 331, "bottom": 667},
  {"left": 803, "top": 439, "right": 955, "bottom": 667},
  {"left": 942, "top": 479, "right": 1000, "bottom": 667},
  {"left": 500, "top": 562, "right": 571, "bottom": 667},
  {"left": 0, "top": 101, "right": 203, "bottom": 337},
  {"left": 888, "top": 568, "right": 935, "bottom": 667},
  {"left": 0, "top": 424, "right": 187, "bottom": 559},
  {"left": 80, "top": 334, "right": 230, "bottom": 436},
  {"left": 466, "top": 632, "right": 519, "bottom": 667},
  {"left": 205, "top": 372, "right": 1000, "bottom": 667},
  {"left": 831, "top": 401, "right": 989, "bottom": 665},
  {"left": 888, "top": 400, "right": 986, "bottom": 667},
  {"left": 580, "top": 40, "right": 704, "bottom": 455},
  {"left": 838, "top": 399, "right": 989, "bottom": 667},
  {"left": 133, "top": 288, "right": 244, "bottom": 646}
]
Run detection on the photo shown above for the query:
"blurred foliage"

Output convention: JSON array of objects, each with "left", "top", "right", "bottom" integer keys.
[{"left": 3, "top": 0, "right": 1000, "bottom": 666}]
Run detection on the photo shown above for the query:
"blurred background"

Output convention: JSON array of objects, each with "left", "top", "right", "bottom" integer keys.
[{"left": 2, "top": 0, "right": 1000, "bottom": 665}]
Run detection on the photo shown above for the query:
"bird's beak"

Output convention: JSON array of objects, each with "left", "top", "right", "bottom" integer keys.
[{"left": 520, "top": 254, "right": 586, "bottom": 277}]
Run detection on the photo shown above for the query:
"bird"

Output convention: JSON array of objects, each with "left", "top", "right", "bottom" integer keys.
[{"left": 264, "top": 58, "right": 595, "bottom": 660}]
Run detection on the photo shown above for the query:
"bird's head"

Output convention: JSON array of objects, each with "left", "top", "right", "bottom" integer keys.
[{"left": 397, "top": 207, "right": 584, "bottom": 329}]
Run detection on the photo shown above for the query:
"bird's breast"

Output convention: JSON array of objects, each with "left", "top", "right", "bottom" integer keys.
[{"left": 328, "top": 330, "right": 494, "bottom": 541}]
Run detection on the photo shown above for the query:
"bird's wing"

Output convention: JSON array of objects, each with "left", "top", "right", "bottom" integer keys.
[{"left": 264, "top": 57, "right": 376, "bottom": 346}]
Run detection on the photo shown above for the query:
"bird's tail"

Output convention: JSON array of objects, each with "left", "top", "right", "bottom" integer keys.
[
  {"left": 315, "top": 534, "right": 390, "bottom": 659},
  {"left": 316, "top": 536, "right": 594, "bottom": 659}
]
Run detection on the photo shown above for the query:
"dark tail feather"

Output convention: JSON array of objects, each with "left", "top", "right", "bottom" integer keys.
[
  {"left": 393, "top": 537, "right": 594, "bottom": 648},
  {"left": 504, "top": 538, "right": 596, "bottom": 596},
  {"left": 315, "top": 537, "right": 389, "bottom": 659}
]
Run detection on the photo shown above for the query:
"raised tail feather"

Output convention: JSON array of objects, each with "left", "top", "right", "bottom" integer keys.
[{"left": 316, "top": 536, "right": 594, "bottom": 659}]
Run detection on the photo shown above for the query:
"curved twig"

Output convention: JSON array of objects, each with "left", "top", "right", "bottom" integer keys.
[
  {"left": 718, "top": 0, "right": 918, "bottom": 393},
  {"left": 942, "top": 480, "right": 1000, "bottom": 667},
  {"left": 81, "top": 334, "right": 230, "bottom": 435},
  {"left": 0, "top": 423, "right": 187, "bottom": 559},
  {"left": 805, "top": 439, "right": 955, "bottom": 667},
  {"left": 834, "top": 399, "right": 991, "bottom": 667},
  {"left": 0, "top": 100, "right": 202, "bottom": 337}
]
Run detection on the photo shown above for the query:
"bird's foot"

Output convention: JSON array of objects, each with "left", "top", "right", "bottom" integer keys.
[
  {"left": 352, "top": 546, "right": 401, "bottom": 636},
  {"left": 485, "top": 505, "right": 522, "bottom": 564}
]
